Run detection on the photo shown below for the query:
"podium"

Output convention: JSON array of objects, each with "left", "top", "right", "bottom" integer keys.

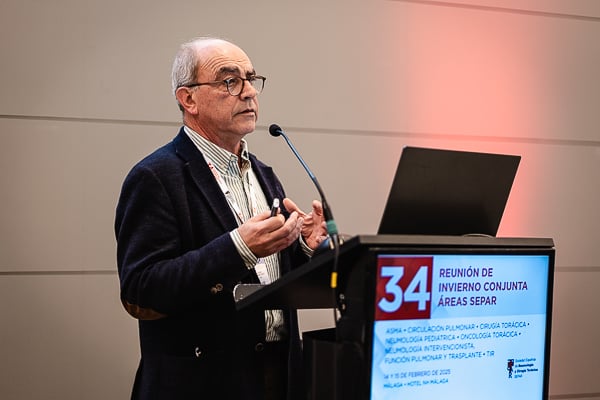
[{"left": 235, "top": 235, "right": 555, "bottom": 400}]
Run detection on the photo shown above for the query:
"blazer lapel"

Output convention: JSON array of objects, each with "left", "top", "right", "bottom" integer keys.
[
  {"left": 171, "top": 128, "right": 283, "bottom": 230},
  {"left": 251, "top": 159, "right": 278, "bottom": 205},
  {"left": 172, "top": 128, "right": 238, "bottom": 232}
]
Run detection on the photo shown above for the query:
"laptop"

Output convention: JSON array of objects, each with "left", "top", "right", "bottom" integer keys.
[{"left": 377, "top": 146, "right": 520, "bottom": 236}]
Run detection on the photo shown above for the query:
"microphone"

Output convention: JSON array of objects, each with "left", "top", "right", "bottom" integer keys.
[
  {"left": 268, "top": 124, "right": 339, "bottom": 242},
  {"left": 270, "top": 123, "right": 348, "bottom": 320}
]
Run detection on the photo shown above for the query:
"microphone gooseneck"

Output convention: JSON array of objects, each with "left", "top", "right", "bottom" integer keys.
[
  {"left": 268, "top": 124, "right": 339, "bottom": 240},
  {"left": 268, "top": 124, "right": 342, "bottom": 291}
]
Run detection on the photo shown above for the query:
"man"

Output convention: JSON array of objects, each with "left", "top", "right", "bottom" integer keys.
[{"left": 115, "top": 37, "right": 328, "bottom": 400}]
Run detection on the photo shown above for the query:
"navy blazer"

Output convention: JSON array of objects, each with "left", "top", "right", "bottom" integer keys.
[{"left": 115, "top": 128, "right": 308, "bottom": 400}]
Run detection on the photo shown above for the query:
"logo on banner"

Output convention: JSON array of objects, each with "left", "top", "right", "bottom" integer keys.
[
  {"left": 507, "top": 359, "right": 515, "bottom": 378},
  {"left": 375, "top": 256, "right": 433, "bottom": 321}
]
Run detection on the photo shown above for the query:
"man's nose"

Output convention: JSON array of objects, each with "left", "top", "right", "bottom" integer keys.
[{"left": 240, "top": 79, "right": 258, "bottom": 99}]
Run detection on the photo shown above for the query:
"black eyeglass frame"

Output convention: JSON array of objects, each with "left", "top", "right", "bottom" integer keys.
[{"left": 182, "top": 75, "right": 266, "bottom": 96}]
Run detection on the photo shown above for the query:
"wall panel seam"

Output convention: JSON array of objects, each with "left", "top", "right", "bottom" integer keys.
[
  {"left": 389, "top": 0, "right": 600, "bottom": 22},
  {"left": 0, "top": 113, "right": 179, "bottom": 127},
  {"left": 282, "top": 126, "right": 600, "bottom": 148},
  {"left": 549, "top": 392, "right": 600, "bottom": 399},
  {"left": 0, "top": 270, "right": 117, "bottom": 276},
  {"left": 1, "top": 114, "right": 599, "bottom": 148},
  {"left": 555, "top": 266, "right": 600, "bottom": 273}
]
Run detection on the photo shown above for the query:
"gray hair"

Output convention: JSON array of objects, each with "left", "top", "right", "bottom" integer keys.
[{"left": 171, "top": 36, "right": 228, "bottom": 112}]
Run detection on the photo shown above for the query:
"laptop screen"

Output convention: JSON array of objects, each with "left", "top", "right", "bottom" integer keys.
[{"left": 378, "top": 147, "right": 520, "bottom": 236}]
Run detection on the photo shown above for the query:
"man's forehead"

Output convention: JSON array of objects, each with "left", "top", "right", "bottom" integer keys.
[
  {"left": 196, "top": 42, "right": 254, "bottom": 77},
  {"left": 214, "top": 65, "right": 256, "bottom": 77}
]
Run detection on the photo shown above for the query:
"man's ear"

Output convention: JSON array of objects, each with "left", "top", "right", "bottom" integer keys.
[{"left": 175, "top": 86, "right": 198, "bottom": 115}]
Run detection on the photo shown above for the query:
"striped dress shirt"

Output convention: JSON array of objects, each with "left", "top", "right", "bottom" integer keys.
[{"left": 184, "top": 126, "right": 285, "bottom": 341}]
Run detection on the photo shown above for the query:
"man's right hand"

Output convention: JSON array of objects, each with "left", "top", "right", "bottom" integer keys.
[{"left": 237, "top": 210, "right": 304, "bottom": 258}]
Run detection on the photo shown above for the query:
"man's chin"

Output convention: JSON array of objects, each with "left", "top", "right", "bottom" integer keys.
[{"left": 236, "top": 120, "right": 257, "bottom": 135}]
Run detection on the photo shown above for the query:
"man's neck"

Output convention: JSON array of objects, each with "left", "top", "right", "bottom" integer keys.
[
  {"left": 184, "top": 125, "right": 249, "bottom": 169},
  {"left": 188, "top": 129, "right": 241, "bottom": 157}
]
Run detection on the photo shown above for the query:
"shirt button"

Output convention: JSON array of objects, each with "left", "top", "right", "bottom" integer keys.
[{"left": 254, "top": 342, "right": 265, "bottom": 352}]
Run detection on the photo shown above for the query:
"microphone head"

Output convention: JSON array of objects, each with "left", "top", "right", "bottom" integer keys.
[{"left": 269, "top": 124, "right": 283, "bottom": 137}]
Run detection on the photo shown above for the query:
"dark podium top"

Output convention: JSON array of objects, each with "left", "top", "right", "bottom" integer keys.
[{"left": 234, "top": 234, "right": 554, "bottom": 312}]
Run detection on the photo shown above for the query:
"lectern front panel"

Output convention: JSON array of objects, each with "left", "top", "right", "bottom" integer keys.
[{"left": 367, "top": 250, "right": 553, "bottom": 400}]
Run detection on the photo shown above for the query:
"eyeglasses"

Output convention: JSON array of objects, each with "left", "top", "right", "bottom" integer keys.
[{"left": 183, "top": 75, "right": 266, "bottom": 96}]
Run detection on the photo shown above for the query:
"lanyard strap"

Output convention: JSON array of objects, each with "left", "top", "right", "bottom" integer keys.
[{"left": 203, "top": 155, "right": 258, "bottom": 225}]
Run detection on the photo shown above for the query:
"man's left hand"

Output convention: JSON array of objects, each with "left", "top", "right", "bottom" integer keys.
[{"left": 283, "top": 198, "right": 328, "bottom": 250}]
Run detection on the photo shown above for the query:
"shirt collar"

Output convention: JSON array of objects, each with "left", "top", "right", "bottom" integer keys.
[{"left": 184, "top": 126, "right": 251, "bottom": 175}]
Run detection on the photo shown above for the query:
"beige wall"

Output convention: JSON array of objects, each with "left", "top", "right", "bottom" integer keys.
[{"left": 1, "top": 0, "right": 599, "bottom": 398}]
